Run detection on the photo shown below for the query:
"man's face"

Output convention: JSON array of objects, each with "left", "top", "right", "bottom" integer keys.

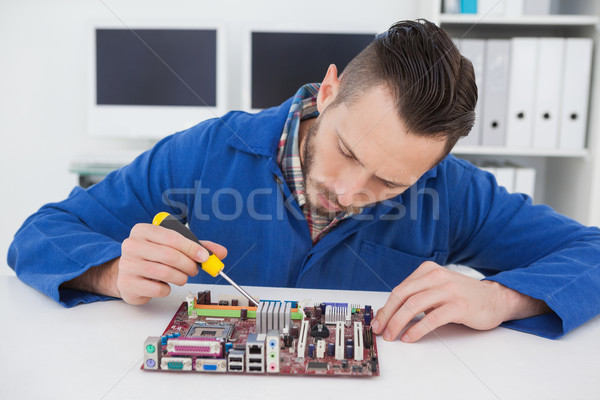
[{"left": 299, "top": 85, "right": 446, "bottom": 218}]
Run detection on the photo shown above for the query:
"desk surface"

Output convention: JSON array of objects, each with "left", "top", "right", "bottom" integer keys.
[{"left": 1, "top": 276, "right": 599, "bottom": 400}]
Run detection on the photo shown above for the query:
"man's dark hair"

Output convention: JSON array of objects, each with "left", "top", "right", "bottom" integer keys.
[{"left": 332, "top": 19, "right": 477, "bottom": 158}]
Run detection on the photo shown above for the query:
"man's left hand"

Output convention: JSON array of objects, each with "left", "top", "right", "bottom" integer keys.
[{"left": 371, "top": 261, "right": 550, "bottom": 342}]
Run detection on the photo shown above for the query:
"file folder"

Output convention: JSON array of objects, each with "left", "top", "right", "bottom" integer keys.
[
  {"left": 494, "top": 167, "right": 515, "bottom": 193},
  {"left": 505, "top": 0, "right": 524, "bottom": 16},
  {"left": 444, "top": 0, "right": 460, "bottom": 13},
  {"left": 481, "top": 40, "right": 511, "bottom": 147},
  {"left": 461, "top": 0, "right": 477, "bottom": 14},
  {"left": 524, "top": 0, "right": 552, "bottom": 15},
  {"left": 559, "top": 38, "right": 593, "bottom": 150},
  {"left": 458, "top": 39, "right": 485, "bottom": 146},
  {"left": 514, "top": 167, "right": 536, "bottom": 200},
  {"left": 532, "top": 38, "right": 565, "bottom": 149},
  {"left": 506, "top": 38, "right": 538, "bottom": 148},
  {"left": 478, "top": 0, "right": 505, "bottom": 16}
]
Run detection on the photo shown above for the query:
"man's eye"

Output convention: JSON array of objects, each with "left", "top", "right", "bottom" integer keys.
[
  {"left": 381, "top": 181, "right": 399, "bottom": 189},
  {"left": 337, "top": 143, "right": 353, "bottom": 159}
]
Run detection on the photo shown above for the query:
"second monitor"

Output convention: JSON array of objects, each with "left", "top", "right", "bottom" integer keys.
[{"left": 246, "top": 30, "right": 376, "bottom": 111}]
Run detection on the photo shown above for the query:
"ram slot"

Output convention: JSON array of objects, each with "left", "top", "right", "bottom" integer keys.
[
  {"left": 354, "top": 321, "right": 364, "bottom": 361},
  {"left": 297, "top": 319, "right": 310, "bottom": 358},
  {"left": 335, "top": 321, "right": 344, "bottom": 360}
]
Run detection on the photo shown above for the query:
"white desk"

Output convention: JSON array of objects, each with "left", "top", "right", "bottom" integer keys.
[{"left": 1, "top": 276, "right": 598, "bottom": 400}]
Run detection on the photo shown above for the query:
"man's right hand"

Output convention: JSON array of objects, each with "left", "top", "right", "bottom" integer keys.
[{"left": 116, "top": 223, "right": 228, "bottom": 305}]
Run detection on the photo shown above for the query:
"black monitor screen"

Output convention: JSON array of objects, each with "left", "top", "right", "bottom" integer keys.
[
  {"left": 251, "top": 32, "right": 374, "bottom": 109},
  {"left": 96, "top": 29, "right": 217, "bottom": 107}
]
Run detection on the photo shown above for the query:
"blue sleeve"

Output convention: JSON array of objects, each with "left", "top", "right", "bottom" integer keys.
[
  {"left": 6, "top": 120, "right": 217, "bottom": 307},
  {"left": 448, "top": 165, "right": 600, "bottom": 339}
]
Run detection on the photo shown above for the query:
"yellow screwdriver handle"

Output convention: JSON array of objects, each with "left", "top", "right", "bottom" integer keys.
[{"left": 152, "top": 212, "right": 224, "bottom": 277}]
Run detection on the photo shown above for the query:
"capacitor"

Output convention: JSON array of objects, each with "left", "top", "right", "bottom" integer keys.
[
  {"left": 240, "top": 308, "right": 248, "bottom": 320},
  {"left": 304, "top": 307, "right": 312, "bottom": 318},
  {"left": 364, "top": 313, "right": 372, "bottom": 325},
  {"left": 365, "top": 305, "right": 372, "bottom": 315},
  {"left": 314, "top": 306, "right": 322, "bottom": 319},
  {"left": 326, "top": 342, "right": 335, "bottom": 357},
  {"left": 205, "top": 290, "right": 211, "bottom": 305},
  {"left": 345, "top": 344, "right": 354, "bottom": 359},
  {"left": 232, "top": 299, "right": 238, "bottom": 306},
  {"left": 320, "top": 302, "right": 327, "bottom": 315},
  {"left": 283, "top": 335, "right": 293, "bottom": 347},
  {"left": 291, "top": 325, "right": 299, "bottom": 339},
  {"left": 310, "top": 317, "right": 317, "bottom": 327},
  {"left": 308, "top": 343, "right": 315, "bottom": 358},
  {"left": 345, "top": 339, "right": 354, "bottom": 347},
  {"left": 196, "top": 291, "right": 205, "bottom": 304}
]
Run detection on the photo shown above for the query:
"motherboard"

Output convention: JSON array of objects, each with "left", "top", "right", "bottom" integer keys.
[{"left": 142, "top": 290, "right": 379, "bottom": 376}]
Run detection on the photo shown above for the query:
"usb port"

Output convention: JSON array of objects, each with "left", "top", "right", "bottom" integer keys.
[
  {"left": 248, "top": 358, "right": 262, "bottom": 364},
  {"left": 229, "top": 357, "right": 242, "bottom": 363},
  {"left": 229, "top": 365, "right": 243, "bottom": 371},
  {"left": 248, "top": 366, "right": 263, "bottom": 372}
]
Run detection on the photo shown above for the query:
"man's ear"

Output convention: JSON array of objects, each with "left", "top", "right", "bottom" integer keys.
[{"left": 316, "top": 64, "right": 340, "bottom": 113}]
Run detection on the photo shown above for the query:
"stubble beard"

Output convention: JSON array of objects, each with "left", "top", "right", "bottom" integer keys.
[{"left": 300, "top": 118, "right": 361, "bottom": 218}]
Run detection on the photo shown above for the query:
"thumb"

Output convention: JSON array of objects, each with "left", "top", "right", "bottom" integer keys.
[{"left": 199, "top": 240, "right": 228, "bottom": 260}]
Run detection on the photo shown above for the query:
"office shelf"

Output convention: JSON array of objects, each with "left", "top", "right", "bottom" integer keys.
[
  {"left": 420, "top": 0, "right": 600, "bottom": 224},
  {"left": 452, "top": 146, "right": 589, "bottom": 158},
  {"left": 438, "top": 13, "right": 599, "bottom": 27}
]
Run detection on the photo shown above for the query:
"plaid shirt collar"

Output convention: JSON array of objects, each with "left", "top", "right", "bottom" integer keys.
[{"left": 277, "top": 83, "right": 358, "bottom": 243}]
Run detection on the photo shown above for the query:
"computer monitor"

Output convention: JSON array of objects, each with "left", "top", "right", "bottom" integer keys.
[
  {"left": 87, "top": 21, "right": 226, "bottom": 139},
  {"left": 244, "top": 29, "right": 376, "bottom": 111}
]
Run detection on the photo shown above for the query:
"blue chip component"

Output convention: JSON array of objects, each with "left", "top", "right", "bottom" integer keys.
[
  {"left": 345, "top": 344, "right": 354, "bottom": 359},
  {"left": 225, "top": 342, "right": 233, "bottom": 354},
  {"left": 326, "top": 342, "right": 335, "bottom": 357},
  {"left": 308, "top": 343, "right": 315, "bottom": 358}
]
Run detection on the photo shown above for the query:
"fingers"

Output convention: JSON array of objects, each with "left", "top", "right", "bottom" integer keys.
[
  {"left": 131, "top": 223, "right": 209, "bottom": 264},
  {"left": 123, "top": 234, "right": 199, "bottom": 277},
  {"left": 118, "top": 223, "right": 230, "bottom": 305},
  {"left": 131, "top": 260, "right": 190, "bottom": 287},
  {"left": 122, "top": 238, "right": 198, "bottom": 283},
  {"left": 401, "top": 305, "right": 456, "bottom": 342},
  {"left": 372, "top": 261, "right": 441, "bottom": 334},
  {"left": 381, "top": 289, "right": 447, "bottom": 341},
  {"left": 118, "top": 274, "right": 172, "bottom": 305},
  {"left": 200, "top": 240, "right": 228, "bottom": 260},
  {"left": 130, "top": 223, "right": 229, "bottom": 267}
]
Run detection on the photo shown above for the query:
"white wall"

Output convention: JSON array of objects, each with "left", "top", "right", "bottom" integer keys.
[{"left": 0, "top": 0, "right": 419, "bottom": 275}]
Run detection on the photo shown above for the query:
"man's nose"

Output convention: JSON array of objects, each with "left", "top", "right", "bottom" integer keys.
[{"left": 334, "top": 169, "right": 370, "bottom": 207}]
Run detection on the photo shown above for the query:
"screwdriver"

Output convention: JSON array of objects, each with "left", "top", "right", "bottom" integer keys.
[{"left": 152, "top": 212, "right": 259, "bottom": 307}]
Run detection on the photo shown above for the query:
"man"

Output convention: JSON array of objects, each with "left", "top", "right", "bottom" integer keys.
[{"left": 8, "top": 20, "right": 600, "bottom": 343}]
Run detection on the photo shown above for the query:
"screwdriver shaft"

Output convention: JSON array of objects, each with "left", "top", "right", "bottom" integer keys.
[{"left": 218, "top": 271, "right": 259, "bottom": 307}]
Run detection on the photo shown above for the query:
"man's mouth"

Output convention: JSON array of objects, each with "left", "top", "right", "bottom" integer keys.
[{"left": 317, "top": 193, "right": 342, "bottom": 212}]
